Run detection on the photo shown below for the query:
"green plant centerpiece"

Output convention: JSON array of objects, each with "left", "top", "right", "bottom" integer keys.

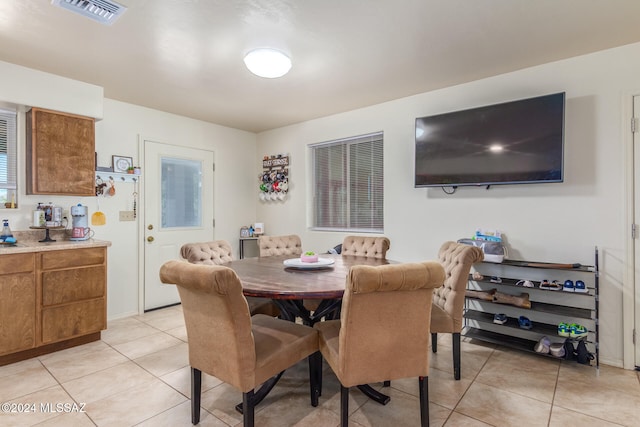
[{"left": 300, "top": 250, "right": 319, "bottom": 263}]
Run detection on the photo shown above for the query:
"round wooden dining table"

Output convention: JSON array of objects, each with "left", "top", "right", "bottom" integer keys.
[
  {"left": 224, "top": 253, "right": 392, "bottom": 326},
  {"left": 223, "top": 253, "right": 394, "bottom": 409}
]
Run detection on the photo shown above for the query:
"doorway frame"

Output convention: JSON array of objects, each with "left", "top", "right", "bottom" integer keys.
[{"left": 623, "top": 91, "right": 640, "bottom": 370}]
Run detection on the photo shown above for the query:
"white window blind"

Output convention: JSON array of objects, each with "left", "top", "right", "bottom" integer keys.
[
  {"left": 0, "top": 109, "right": 17, "bottom": 205},
  {"left": 311, "top": 132, "right": 383, "bottom": 232}
]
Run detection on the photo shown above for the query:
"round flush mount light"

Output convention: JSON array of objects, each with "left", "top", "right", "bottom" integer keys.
[{"left": 243, "top": 48, "right": 292, "bottom": 78}]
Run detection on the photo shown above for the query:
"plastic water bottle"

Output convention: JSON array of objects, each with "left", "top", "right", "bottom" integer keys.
[{"left": 0, "top": 219, "right": 14, "bottom": 242}]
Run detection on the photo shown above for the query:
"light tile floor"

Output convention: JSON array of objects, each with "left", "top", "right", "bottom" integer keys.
[{"left": 2, "top": 305, "right": 640, "bottom": 426}]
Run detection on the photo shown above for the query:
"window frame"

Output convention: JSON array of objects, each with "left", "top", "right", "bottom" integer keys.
[
  {"left": 309, "top": 131, "right": 384, "bottom": 233},
  {"left": 0, "top": 108, "right": 17, "bottom": 206}
]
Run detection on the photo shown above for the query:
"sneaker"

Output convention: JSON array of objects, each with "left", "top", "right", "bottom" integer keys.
[
  {"left": 534, "top": 336, "right": 551, "bottom": 353},
  {"left": 569, "top": 323, "right": 588, "bottom": 339},
  {"left": 576, "top": 340, "right": 595, "bottom": 365},
  {"left": 548, "top": 280, "right": 562, "bottom": 291},
  {"left": 563, "top": 339, "right": 576, "bottom": 360},
  {"left": 490, "top": 276, "right": 502, "bottom": 284},
  {"left": 558, "top": 322, "right": 570, "bottom": 337},
  {"left": 563, "top": 280, "right": 575, "bottom": 292},
  {"left": 516, "top": 279, "right": 535, "bottom": 288},
  {"left": 539, "top": 279, "right": 551, "bottom": 290},
  {"left": 574, "top": 280, "right": 588, "bottom": 293},
  {"left": 518, "top": 316, "right": 532, "bottom": 330},
  {"left": 549, "top": 342, "right": 566, "bottom": 358},
  {"left": 493, "top": 313, "right": 508, "bottom": 325}
]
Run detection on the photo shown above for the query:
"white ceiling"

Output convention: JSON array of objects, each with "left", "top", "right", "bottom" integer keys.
[{"left": 1, "top": 0, "right": 640, "bottom": 133}]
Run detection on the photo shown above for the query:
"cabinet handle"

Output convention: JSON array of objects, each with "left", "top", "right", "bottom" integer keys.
[{"left": 147, "top": 236, "right": 154, "bottom": 243}]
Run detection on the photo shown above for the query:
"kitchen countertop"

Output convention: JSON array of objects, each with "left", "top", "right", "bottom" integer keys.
[{"left": 0, "top": 237, "right": 111, "bottom": 255}]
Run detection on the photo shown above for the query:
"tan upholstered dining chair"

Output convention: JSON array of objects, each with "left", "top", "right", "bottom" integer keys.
[
  {"left": 314, "top": 261, "right": 445, "bottom": 427},
  {"left": 341, "top": 235, "right": 390, "bottom": 259},
  {"left": 180, "top": 240, "right": 279, "bottom": 317},
  {"left": 431, "top": 241, "right": 484, "bottom": 380},
  {"left": 159, "top": 260, "right": 320, "bottom": 427},
  {"left": 257, "top": 234, "right": 302, "bottom": 257}
]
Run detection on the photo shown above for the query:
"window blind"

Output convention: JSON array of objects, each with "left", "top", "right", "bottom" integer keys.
[
  {"left": 311, "top": 132, "right": 383, "bottom": 232},
  {"left": 0, "top": 109, "right": 17, "bottom": 203}
]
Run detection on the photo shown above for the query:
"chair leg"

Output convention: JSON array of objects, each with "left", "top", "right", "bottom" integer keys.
[
  {"left": 243, "top": 390, "right": 255, "bottom": 427},
  {"left": 419, "top": 376, "right": 429, "bottom": 427},
  {"left": 340, "top": 385, "right": 349, "bottom": 427},
  {"left": 431, "top": 333, "right": 437, "bottom": 353},
  {"left": 191, "top": 367, "right": 201, "bottom": 425},
  {"left": 308, "top": 351, "right": 322, "bottom": 406},
  {"left": 453, "top": 332, "right": 461, "bottom": 380}
]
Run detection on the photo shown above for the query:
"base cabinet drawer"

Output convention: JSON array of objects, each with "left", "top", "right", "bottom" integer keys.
[
  {"left": 42, "top": 266, "right": 106, "bottom": 306},
  {"left": 41, "top": 299, "right": 105, "bottom": 344}
]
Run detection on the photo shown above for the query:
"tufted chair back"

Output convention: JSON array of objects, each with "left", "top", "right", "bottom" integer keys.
[
  {"left": 341, "top": 236, "right": 390, "bottom": 259},
  {"left": 159, "top": 260, "right": 320, "bottom": 426},
  {"left": 431, "top": 241, "right": 484, "bottom": 380},
  {"left": 258, "top": 234, "right": 302, "bottom": 257},
  {"left": 180, "top": 240, "right": 233, "bottom": 265},
  {"left": 314, "top": 261, "right": 445, "bottom": 426},
  {"left": 180, "top": 240, "right": 279, "bottom": 317}
]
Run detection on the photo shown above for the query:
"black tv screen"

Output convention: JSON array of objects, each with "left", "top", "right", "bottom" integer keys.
[{"left": 414, "top": 92, "right": 565, "bottom": 188}]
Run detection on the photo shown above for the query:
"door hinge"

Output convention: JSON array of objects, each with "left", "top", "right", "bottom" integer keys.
[
  {"left": 634, "top": 329, "right": 636, "bottom": 345},
  {"left": 212, "top": 163, "right": 215, "bottom": 172},
  {"left": 632, "top": 117, "right": 639, "bottom": 133},
  {"left": 212, "top": 218, "right": 215, "bottom": 228},
  {"left": 633, "top": 223, "right": 637, "bottom": 239}
]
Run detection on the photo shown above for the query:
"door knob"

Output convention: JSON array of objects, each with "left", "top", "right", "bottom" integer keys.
[
  {"left": 147, "top": 224, "right": 154, "bottom": 230},
  {"left": 147, "top": 236, "right": 154, "bottom": 242}
]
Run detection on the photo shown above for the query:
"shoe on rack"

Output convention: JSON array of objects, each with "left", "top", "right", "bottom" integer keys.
[
  {"left": 516, "top": 279, "right": 535, "bottom": 288},
  {"left": 576, "top": 340, "right": 595, "bottom": 365},
  {"left": 548, "top": 280, "right": 563, "bottom": 291},
  {"left": 558, "top": 322, "right": 570, "bottom": 337},
  {"left": 569, "top": 323, "right": 588, "bottom": 339},
  {"left": 549, "top": 342, "right": 566, "bottom": 358},
  {"left": 518, "top": 316, "right": 533, "bottom": 330},
  {"left": 493, "top": 313, "right": 508, "bottom": 325},
  {"left": 490, "top": 276, "right": 502, "bottom": 284},
  {"left": 574, "top": 280, "right": 588, "bottom": 293},
  {"left": 539, "top": 279, "right": 551, "bottom": 290},
  {"left": 534, "top": 336, "right": 551, "bottom": 354},
  {"left": 563, "top": 339, "right": 576, "bottom": 361},
  {"left": 563, "top": 280, "right": 575, "bottom": 292}
]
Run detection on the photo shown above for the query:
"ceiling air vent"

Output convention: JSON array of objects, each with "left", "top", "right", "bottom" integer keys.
[{"left": 52, "top": 0, "right": 127, "bottom": 25}]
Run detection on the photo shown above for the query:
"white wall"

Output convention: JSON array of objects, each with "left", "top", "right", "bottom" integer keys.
[
  {"left": 256, "top": 42, "right": 640, "bottom": 367},
  {"left": 94, "top": 100, "right": 257, "bottom": 318},
  {"left": 1, "top": 66, "right": 257, "bottom": 321}
]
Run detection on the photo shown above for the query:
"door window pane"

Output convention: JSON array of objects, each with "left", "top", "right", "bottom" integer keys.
[{"left": 161, "top": 157, "right": 202, "bottom": 228}]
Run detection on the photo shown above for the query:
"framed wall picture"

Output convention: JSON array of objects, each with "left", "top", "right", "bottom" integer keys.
[{"left": 112, "top": 155, "right": 133, "bottom": 173}]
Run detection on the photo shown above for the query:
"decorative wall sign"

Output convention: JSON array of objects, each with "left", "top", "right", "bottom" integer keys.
[{"left": 259, "top": 154, "right": 289, "bottom": 202}]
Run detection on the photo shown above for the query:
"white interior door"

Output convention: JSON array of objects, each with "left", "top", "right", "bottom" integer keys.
[{"left": 144, "top": 140, "right": 214, "bottom": 311}]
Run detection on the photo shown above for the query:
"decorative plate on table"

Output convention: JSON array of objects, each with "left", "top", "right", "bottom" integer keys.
[{"left": 283, "top": 257, "right": 335, "bottom": 269}]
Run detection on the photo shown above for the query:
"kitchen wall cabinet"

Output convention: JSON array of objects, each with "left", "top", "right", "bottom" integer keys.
[
  {"left": 0, "top": 245, "right": 107, "bottom": 366},
  {"left": 26, "top": 107, "right": 95, "bottom": 196}
]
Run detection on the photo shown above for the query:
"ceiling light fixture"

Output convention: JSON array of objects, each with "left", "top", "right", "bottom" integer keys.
[{"left": 243, "top": 48, "right": 292, "bottom": 78}]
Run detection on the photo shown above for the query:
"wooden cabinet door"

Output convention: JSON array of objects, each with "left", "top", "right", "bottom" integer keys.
[
  {"left": 0, "top": 254, "right": 36, "bottom": 356},
  {"left": 26, "top": 107, "right": 95, "bottom": 195}
]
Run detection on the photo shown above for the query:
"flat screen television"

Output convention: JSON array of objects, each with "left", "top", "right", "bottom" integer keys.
[{"left": 414, "top": 92, "right": 565, "bottom": 188}]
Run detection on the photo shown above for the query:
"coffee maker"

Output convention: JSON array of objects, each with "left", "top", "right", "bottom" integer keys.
[{"left": 70, "top": 204, "right": 90, "bottom": 241}]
